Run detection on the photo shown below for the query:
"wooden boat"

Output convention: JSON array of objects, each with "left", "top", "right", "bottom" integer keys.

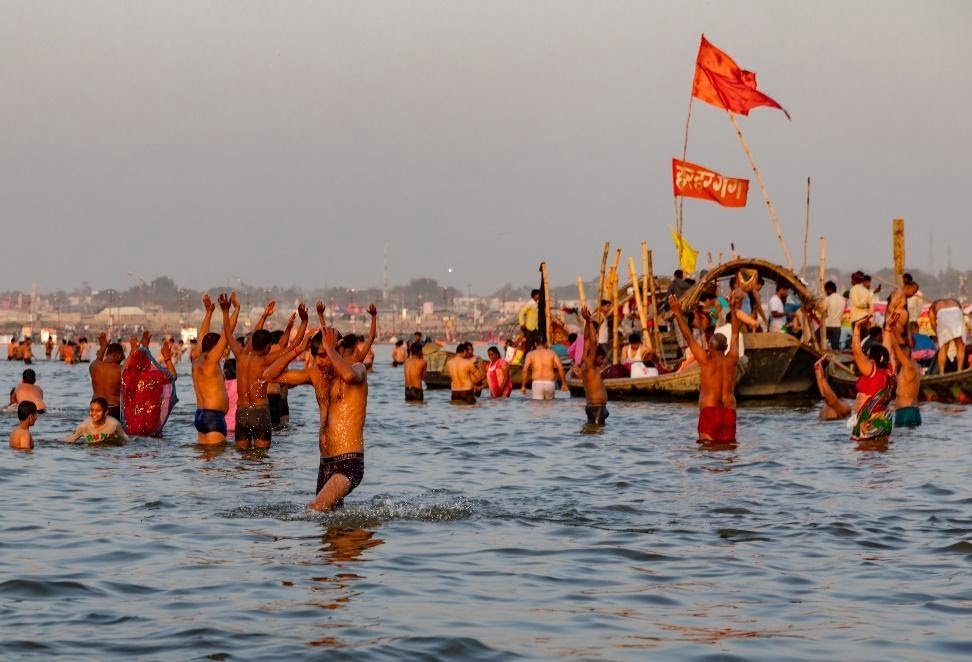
[
  {"left": 566, "top": 257, "right": 823, "bottom": 400},
  {"left": 826, "top": 355, "right": 972, "bottom": 404}
]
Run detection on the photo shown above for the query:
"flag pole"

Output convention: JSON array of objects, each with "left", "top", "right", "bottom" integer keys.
[
  {"left": 675, "top": 96, "right": 696, "bottom": 248},
  {"left": 802, "top": 177, "right": 811, "bottom": 280},
  {"left": 726, "top": 111, "right": 794, "bottom": 271}
]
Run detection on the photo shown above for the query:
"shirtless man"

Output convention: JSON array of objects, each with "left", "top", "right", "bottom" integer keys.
[
  {"left": 403, "top": 341, "right": 427, "bottom": 402},
  {"left": 929, "top": 298, "right": 966, "bottom": 373},
  {"left": 10, "top": 401, "right": 38, "bottom": 449},
  {"left": 12, "top": 369, "right": 47, "bottom": 414},
  {"left": 447, "top": 342, "right": 484, "bottom": 404},
  {"left": 886, "top": 280, "right": 919, "bottom": 357},
  {"left": 354, "top": 304, "right": 378, "bottom": 368},
  {"left": 89, "top": 332, "right": 125, "bottom": 420},
  {"left": 669, "top": 292, "right": 741, "bottom": 445},
  {"left": 886, "top": 313, "right": 921, "bottom": 428},
  {"left": 20, "top": 338, "right": 33, "bottom": 365},
  {"left": 222, "top": 298, "right": 308, "bottom": 449},
  {"left": 580, "top": 307, "right": 609, "bottom": 425},
  {"left": 191, "top": 293, "right": 238, "bottom": 444},
  {"left": 392, "top": 340, "right": 408, "bottom": 367},
  {"left": 44, "top": 337, "right": 54, "bottom": 360},
  {"left": 813, "top": 357, "right": 851, "bottom": 421},
  {"left": 520, "top": 337, "right": 568, "bottom": 400}
]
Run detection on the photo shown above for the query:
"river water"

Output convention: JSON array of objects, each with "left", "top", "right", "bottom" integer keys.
[{"left": 2, "top": 345, "right": 971, "bottom": 660}]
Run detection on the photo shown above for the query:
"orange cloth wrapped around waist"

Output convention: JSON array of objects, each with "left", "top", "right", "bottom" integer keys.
[{"left": 698, "top": 406, "right": 737, "bottom": 443}]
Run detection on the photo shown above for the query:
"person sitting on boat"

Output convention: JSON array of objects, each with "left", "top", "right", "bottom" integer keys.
[
  {"left": 669, "top": 292, "right": 741, "bottom": 445},
  {"left": 849, "top": 316, "right": 896, "bottom": 442},
  {"left": 813, "top": 357, "right": 851, "bottom": 421},
  {"left": 518, "top": 289, "right": 541, "bottom": 353},
  {"left": 885, "top": 313, "right": 921, "bottom": 428},
  {"left": 929, "top": 298, "right": 966, "bottom": 374},
  {"left": 768, "top": 284, "right": 789, "bottom": 333},
  {"left": 823, "top": 281, "right": 846, "bottom": 350},
  {"left": 621, "top": 333, "right": 649, "bottom": 366},
  {"left": 908, "top": 321, "right": 936, "bottom": 369},
  {"left": 579, "top": 307, "right": 608, "bottom": 426}
]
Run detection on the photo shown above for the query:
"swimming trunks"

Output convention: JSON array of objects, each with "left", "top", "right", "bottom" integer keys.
[
  {"left": 236, "top": 405, "right": 273, "bottom": 443},
  {"left": 894, "top": 405, "right": 921, "bottom": 428},
  {"left": 194, "top": 408, "right": 228, "bottom": 436},
  {"left": 405, "top": 386, "right": 424, "bottom": 402},
  {"left": 698, "top": 406, "right": 737, "bottom": 444},
  {"left": 531, "top": 379, "right": 556, "bottom": 400},
  {"left": 267, "top": 393, "right": 284, "bottom": 428},
  {"left": 316, "top": 452, "right": 365, "bottom": 507},
  {"left": 585, "top": 404, "right": 609, "bottom": 425},
  {"left": 392, "top": 360, "right": 403, "bottom": 367},
  {"left": 451, "top": 389, "right": 476, "bottom": 404}
]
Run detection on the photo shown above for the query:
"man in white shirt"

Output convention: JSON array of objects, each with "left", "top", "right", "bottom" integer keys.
[
  {"left": 768, "top": 284, "right": 789, "bottom": 333},
  {"left": 823, "top": 280, "right": 846, "bottom": 350}
]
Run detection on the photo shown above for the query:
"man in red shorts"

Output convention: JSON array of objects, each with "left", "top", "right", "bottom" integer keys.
[{"left": 668, "top": 289, "right": 742, "bottom": 445}]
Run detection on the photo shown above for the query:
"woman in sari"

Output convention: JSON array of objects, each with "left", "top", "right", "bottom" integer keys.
[{"left": 849, "top": 316, "right": 896, "bottom": 441}]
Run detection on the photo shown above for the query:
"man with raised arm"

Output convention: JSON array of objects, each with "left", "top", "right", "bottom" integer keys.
[
  {"left": 191, "top": 293, "right": 238, "bottom": 444},
  {"left": 669, "top": 291, "right": 741, "bottom": 445},
  {"left": 313, "top": 326, "right": 370, "bottom": 510},
  {"left": 813, "top": 357, "right": 852, "bottom": 421},
  {"left": 89, "top": 331, "right": 125, "bottom": 420},
  {"left": 886, "top": 312, "right": 921, "bottom": 428},
  {"left": 222, "top": 298, "right": 308, "bottom": 450},
  {"left": 580, "top": 306, "right": 609, "bottom": 425}
]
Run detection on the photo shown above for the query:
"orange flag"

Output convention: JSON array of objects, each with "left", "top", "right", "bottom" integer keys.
[
  {"left": 672, "top": 158, "right": 749, "bottom": 208},
  {"left": 692, "top": 35, "right": 790, "bottom": 119}
]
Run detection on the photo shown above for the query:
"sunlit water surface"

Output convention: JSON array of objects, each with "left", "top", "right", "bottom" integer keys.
[{"left": 2, "top": 346, "right": 971, "bottom": 660}]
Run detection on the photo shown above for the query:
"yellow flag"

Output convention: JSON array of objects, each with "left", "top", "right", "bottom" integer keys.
[{"left": 669, "top": 226, "right": 699, "bottom": 274}]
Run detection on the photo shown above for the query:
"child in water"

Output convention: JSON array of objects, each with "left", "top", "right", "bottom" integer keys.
[
  {"left": 64, "top": 397, "right": 129, "bottom": 444},
  {"left": 10, "top": 401, "right": 38, "bottom": 449}
]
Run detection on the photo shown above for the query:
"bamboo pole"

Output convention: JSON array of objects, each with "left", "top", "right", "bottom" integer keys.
[
  {"left": 628, "top": 257, "right": 651, "bottom": 351},
  {"left": 645, "top": 249, "right": 663, "bottom": 365},
  {"left": 818, "top": 236, "right": 827, "bottom": 351},
  {"left": 802, "top": 177, "right": 811, "bottom": 281},
  {"left": 727, "top": 112, "right": 794, "bottom": 271},
  {"left": 676, "top": 96, "right": 696, "bottom": 260},
  {"left": 611, "top": 268, "right": 620, "bottom": 365},
  {"left": 596, "top": 241, "right": 610, "bottom": 310},
  {"left": 707, "top": 251, "right": 714, "bottom": 269},
  {"left": 609, "top": 248, "right": 622, "bottom": 299},
  {"left": 540, "top": 262, "right": 552, "bottom": 345},
  {"left": 892, "top": 218, "right": 905, "bottom": 288},
  {"left": 717, "top": 251, "right": 723, "bottom": 265},
  {"left": 640, "top": 241, "right": 649, "bottom": 317},
  {"left": 576, "top": 276, "right": 587, "bottom": 311}
]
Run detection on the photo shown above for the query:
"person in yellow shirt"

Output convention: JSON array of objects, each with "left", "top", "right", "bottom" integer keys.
[{"left": 518, "top": 289, "right": 541, "bottom": 351}]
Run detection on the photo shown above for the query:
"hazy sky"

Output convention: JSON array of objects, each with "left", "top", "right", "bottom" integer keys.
[{"left": 2, "top": 1, "right": 970, "bottom": 294}]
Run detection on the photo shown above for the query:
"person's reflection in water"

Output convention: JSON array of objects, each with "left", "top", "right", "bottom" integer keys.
[
  {"left": 194, "top": 442, "right": 230, "bottom": 462},
  {"left": 697, "top": 441, "right": 738, "bottom": 473},
  {"left": 304, "top": 526, "right": 384, "bottom": 629}
]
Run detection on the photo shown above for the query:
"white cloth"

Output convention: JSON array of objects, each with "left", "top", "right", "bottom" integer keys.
[
  {"left": 848, "top": 284, "right": 872, "bottom": 323},
  {"left": 768, "top": 295, "right": 786, "bottom": 332},
  {"left": 907, "top": 291, "right": 924, "bottom": 325},
  {"left": 714, "top": 323, "right": 745, "bottom": 356},
  {"left": 936, "top": 306, "right": 965, "bottom": 346},
  {"left": 825, "top": 293, "right": 846, "bottom": 328},
  {"left": 531, "top": 379, "right": 556, "bottom": 400}
]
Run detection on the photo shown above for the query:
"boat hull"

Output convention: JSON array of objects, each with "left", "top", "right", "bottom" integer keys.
[{"left": 827, "top": 361, "right": 972, "bottom": 404}]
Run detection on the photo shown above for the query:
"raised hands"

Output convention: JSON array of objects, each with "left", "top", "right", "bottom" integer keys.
[
  {"left": 667, "top": 294, "right": 682, "bottom": 315},
  {"left": 140, "top": 330, "right": 151, "bottom": 348},
  {"left": 161, "top": 338, "right": 173, "bottom": 362},
  {"left": 218, "top": 293, "right": 231, "bottom": 311},
  {"left": 580, "top": 306, "right": 592, "bottom": 322},
  {"left": 202, "top": 293, "right": 215, "bottom": 314},
  {"left": 264, "top": 300, "right": 277, "bottom": 317},
  {"left": 98, "top": 332, "right": 108, "bottom": 349},
  {"left": 322, "top": 327, "right": 339, "bottom": 351},
  {"left": 230, "top": 291, "right": 240, "bottom": 310},
  {"left": 368, "top": 303, "right": 377, "bottom": 318}
]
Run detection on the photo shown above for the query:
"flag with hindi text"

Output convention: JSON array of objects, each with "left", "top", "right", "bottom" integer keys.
[{"left": 672, "top": 158, "right": 749, "bottom": 208}]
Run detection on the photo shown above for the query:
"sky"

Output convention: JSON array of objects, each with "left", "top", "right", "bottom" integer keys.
[{"left": 2, "top": 1, "right": 970, "bottom": 294}]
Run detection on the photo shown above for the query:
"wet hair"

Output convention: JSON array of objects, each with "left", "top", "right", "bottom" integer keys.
[
  {"left": 17, "top": 401, "right": 37, "bottom": 421},
  {"left": 409, "top": 342, "right": 423, "bottom": 357},
  {"left": 340, "top": 334, "right": 358, "bottom": 351},
  {"left": 223, "top": 358, "right": 237, "bottom": 380},
  {"left": 395, "top": 339, "right": 404, "bottom": 347},
  {"left": 308, "top": 331, "right": 325, "bottom": 357},
  {"left": 22, "top": 369, "right": 36, "bottom": 384},
  {"left": 867, "top": 343, "right": 890, "bottom": 369},
  {"left": 531, "top": 289, "right": 541, "bottom": 298},
  {"left": 105, "top": 343, "right": 125, "bottom": 361},
  {"left": 201, "top": 332, "right": 221, "bottom": 353},
  {"left": 90, "top": 396, "right": 109, "bottom": 412},
  {"left": 487, "top": 345, "right": 500, "bottom": 358},
  {"left": 628, "top": 333, "right": 642, "bottom": 345},
  {"left": 251, "top": 329, "right": 272, "bottom": 352},
  {"left": 269, "top": 330, "right": 285, "bottom": 344},
  {"left": 824, "top": 281, "right": 837, "bottom": 294},
  {"left": 710, "top": 333, "right": 728, "bottom": 352}
]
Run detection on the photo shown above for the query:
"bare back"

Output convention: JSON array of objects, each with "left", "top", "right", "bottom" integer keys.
[
  {"left": 698, "top": 352, "right": 739, "bottom": 409},
  {"left": 89, "top": 361, "right": 122, "bottom": 405},
  {"left": 404, "top": 356, "right": 426, "bottom": 389},
  {"left": 447, "top": 356, "right": 476, "bottom": 391},
  {"left": 525, "top": 348, "right": 561, "bottom": 382},
  {"left": 235, "top": 350, "right": 273, "bottom": 407},
  {"left": 192, "top": 354, "right": 229, "bottom": 412}
]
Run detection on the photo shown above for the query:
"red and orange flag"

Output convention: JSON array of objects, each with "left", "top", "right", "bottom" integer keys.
[
  {"left": 692, "top": 35, "right": 790, "bottom": 119},
  {"left": 672, "top": 158, "right": 749, "bottom": 208}
]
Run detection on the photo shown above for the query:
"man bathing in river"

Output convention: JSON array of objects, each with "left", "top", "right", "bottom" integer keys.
[
  {"left": 886, "top": 311, "right": 921, "bottom": 428},
  {"left": 404, "top": 341, "right": 427, "bottom": 401},
  {"left": 448, "top": 342, "right": 484, "bottom": 404},
  {"left": 89, "top": 332, "right": 125, "bottom": 420},
  {"left": 520, "top": 336, "right": 568, "bottom": 399},
  {"left": 222, "top": 298, "right": 308, "bottom": 450},
  {"left": 10, "top": 401, "right": 38, "bottom": 449},
  {"left": 580, "top": 306, "right": 609, "bottom": 425},
  {"left": 11, "top": 369, "right": 47, "bottom": 414},
  {"left": 190, "top": 293, "right": 238, "bottom": 444},
  {"left": 669, "top": 291, "right": 741, "bottom": 444}
]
